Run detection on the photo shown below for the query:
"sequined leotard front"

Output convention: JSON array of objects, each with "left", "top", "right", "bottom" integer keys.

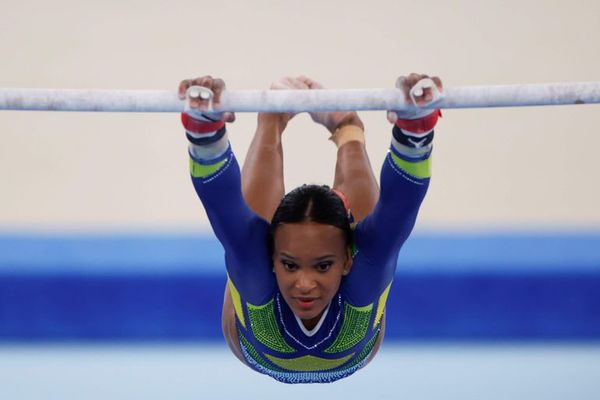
[{"left": 189, "top": 140, "right": 430, "bottom": 383}]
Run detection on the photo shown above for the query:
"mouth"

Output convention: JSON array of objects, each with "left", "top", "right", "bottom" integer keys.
[{"left": 295, "top": 297, "right": 318, "bottom": 310}]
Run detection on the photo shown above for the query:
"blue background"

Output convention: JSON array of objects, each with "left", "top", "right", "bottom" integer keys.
[{"left": 2, "top": 232, "right": 599, "bottom": 342}]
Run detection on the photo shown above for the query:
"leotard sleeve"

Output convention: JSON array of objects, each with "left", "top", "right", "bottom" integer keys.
[
  {"left": 342, "top": 143, "right": 431, "bottom": 305},
  {"left": 189, "top": 144, "right": 276, "bottom": 304}
]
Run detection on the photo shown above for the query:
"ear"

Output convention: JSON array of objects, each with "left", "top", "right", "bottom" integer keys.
[{"left": 343, "top": 247, "right": 353, "bottom": 276}]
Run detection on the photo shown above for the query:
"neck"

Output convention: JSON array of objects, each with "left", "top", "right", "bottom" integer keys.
[{"left": 301, "top": 310, "right": 325, "bottom": 330}]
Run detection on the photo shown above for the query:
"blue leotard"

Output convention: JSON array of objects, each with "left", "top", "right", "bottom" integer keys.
[{"left": 189, "top": 135, "right": 430, "bottom": 383}]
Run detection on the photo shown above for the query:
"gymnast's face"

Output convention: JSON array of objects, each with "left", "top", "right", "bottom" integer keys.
[{"left": 272, "top": 221, "right": 352, "bottom": 330}]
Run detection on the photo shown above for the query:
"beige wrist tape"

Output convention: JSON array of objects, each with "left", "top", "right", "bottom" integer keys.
[{"left": 329, "top": 125, "right": 365, "bottom": 148}]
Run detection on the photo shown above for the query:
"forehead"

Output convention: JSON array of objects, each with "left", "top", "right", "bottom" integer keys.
[{"left": 273, "top": 222, "right": 346, "bottom": 253}]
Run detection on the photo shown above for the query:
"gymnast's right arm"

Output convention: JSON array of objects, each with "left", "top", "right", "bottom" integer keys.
[{"left": 178, "top": 77, "right": 273, "bottom": 301}]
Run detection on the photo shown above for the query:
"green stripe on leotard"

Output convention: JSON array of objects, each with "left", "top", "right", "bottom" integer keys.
[
  {"left": 247, "top": 300, "right": 295, "bottom": 353},
  {"left": 325, "top": 303, "right": 373, "bottom": 353},
  {"left": 390, "top": 152, "right": 431, "bottom": 179},
  {"left": 189, "top": 158, "right": 227, "bottom": 178}
]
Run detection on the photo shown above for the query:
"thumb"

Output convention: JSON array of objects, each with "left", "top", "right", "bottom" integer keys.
[
  {"left": 223, "top": 112, "right": 236, "bottom": 123},
  {"left": 386, "top": 110, "right": 398, "bottom": 124}
]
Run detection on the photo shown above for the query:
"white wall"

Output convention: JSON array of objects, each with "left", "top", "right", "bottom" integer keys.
[{"left": 1, "top": 0, "right": 599, "bottom": 232}]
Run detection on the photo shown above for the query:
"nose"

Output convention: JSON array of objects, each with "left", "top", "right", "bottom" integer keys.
[{"left": 295, "top": 270, "right": 317, "bottom": 293}]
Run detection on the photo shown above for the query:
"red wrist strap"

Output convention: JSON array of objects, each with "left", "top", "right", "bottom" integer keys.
[
  {"left": 395, "top": 110, "right": 442, "bottom": 134},
  {"left": 181, "top": 113, "right": 225, "bottom": 134}
]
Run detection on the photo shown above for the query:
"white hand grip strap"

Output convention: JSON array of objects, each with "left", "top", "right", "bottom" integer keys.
[
  {"left": 185, "top": 86, "right": 223, "bottom": 121},
  {"left": 409, "top": 78, "right": 443, "bottom": 108},
  {"left": 187, "top": 86, "right": 214, "bottom": 101}
]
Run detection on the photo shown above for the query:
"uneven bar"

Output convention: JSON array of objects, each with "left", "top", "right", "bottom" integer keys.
[{"left": 1, "top": 81, "right": 600, "bottom": 113}]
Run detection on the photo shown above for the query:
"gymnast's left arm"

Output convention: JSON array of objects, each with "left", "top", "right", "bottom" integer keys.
[{"left": 351, "top": 74, "right": 443, "bottom": 285}]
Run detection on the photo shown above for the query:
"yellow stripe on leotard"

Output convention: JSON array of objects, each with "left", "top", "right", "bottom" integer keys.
[
  {"left": 373, "top": 282, "right": 392, "bottom": 328},
  {"left": 390, "top": 152, "right": 431, "bottom": 179},
  {"left": 247, "top": 300, "right": 295, "bottom": 353},
  {"left": 227, "top": 277, "right": 246, "bottom": 329},
  {"left": 325, "top": 303, "right": 373, "bottom": 353},
  {"left": 265, "top": 353, "right": 355, "bottom": 372},
  {"left": 189, "top": 158, "right": 227, "bottom": 178}
]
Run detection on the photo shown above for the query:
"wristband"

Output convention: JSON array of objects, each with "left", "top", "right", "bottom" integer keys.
[
  {"left": 392, "top": 125, "right": 434, "bottom": 149},
  {"left": 181, "top": 113, "right": 225, "bottom": 134},
  {"left": 329, "top": 125, "right": 365, "bottom": 148},
  {"left": 395, "top": 109, "right": 441, "bottom": 134},
  {"left": 186, "top": 126, "right": 227, "bottom": 145}
]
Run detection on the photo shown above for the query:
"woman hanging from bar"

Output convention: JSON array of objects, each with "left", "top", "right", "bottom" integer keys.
[{"left": 178, "top": 73, "right": 443, "bottom": 384}]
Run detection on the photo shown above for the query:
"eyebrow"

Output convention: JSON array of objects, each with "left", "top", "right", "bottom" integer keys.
[
  {"left": 314, "top": 255, "right": 336, "bottom": 261},
  {"left": 279, "top": 253, "right": 335, "bottom": 261},
  {"left": 280, "top": 252, "right": 297, "bottom": 260}
]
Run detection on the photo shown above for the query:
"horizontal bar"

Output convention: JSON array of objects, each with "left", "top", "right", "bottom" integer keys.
[{"left": 1, "top": 81, "right": 600, "bottom": 113}]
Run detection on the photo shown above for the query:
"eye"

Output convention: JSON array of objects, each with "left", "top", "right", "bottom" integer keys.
[
  {"left": 315, "top": 261, "right": 333, "bottom": 272},
  {"left": 281, "top": 260, "right": 298, "bottom": 271}
]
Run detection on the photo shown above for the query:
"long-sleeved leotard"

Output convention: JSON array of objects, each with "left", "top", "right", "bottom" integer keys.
[{"left": 190, "top": 134, "right": 430, "bottom": 384}]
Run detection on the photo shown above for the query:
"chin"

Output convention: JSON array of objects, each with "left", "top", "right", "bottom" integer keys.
[
  {"left": 293, "top": 308, "right": 321, "bottom": 320},
  {"left": 290, "top": 301, "right": 326, "bottom": 321}
]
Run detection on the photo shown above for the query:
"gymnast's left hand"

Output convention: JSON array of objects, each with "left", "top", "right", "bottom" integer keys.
[
  {"left": 297, "top": 76, "right": 364, "bottom": 133},
  {"left": 262, "top": 76, "right": 312, "bottom": 126},
  {"left": 178, "top": 76, "right": 235, "bottom": 123}
]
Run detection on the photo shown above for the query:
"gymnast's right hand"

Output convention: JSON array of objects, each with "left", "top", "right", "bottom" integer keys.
[{"left": 178, "top": 76, "right": 235, "bottom": 123}]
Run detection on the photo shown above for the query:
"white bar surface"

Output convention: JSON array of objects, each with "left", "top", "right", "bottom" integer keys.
[{"left": 1, "top": 82, "right": 600, "bottom": 113}]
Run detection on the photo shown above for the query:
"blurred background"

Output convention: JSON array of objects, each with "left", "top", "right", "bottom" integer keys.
[{"left": 1, "top": 0, "right": 599, "bottom": 398}]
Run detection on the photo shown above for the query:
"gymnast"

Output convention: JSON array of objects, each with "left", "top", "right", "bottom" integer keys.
[{"left": 178, "top": 73, "right": 443, "bottom": 383}]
